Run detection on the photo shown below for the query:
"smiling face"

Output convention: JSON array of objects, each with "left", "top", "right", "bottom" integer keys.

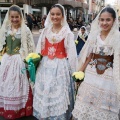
[
  {"left": 9, "top": 10, "right": 21, "bottom": 27},
  {"left": 50, "top": 7, "right": 63, "bottom": 26},
  {"left": 99, "top": 11, "right": 115, "bottom": 33}
]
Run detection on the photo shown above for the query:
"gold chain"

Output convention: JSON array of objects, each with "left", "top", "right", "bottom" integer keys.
[
  {"left": 10, "top": 29, "right": 17, "bottom": 41},
  {"left": 52, "top": 26, "right": 62, "bottom": 43}
]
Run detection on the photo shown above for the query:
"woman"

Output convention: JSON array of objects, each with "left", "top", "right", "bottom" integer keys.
[
  {"left": 33, "top": 4, "right": 77, "bottom": 120},
  {"left": 76, "top": 26, "right": 88, "bottom": 56},
  {"left": 0, "top": 5, "right": 35, "bottom": 119},
  {"left": 72, "top": 6, "right": 120, "bottom": 120}
]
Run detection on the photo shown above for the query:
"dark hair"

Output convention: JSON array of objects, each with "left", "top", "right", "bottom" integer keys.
[
  {"left": 81, "top": 27, "right": 86, "bottom": 31},
  {"left": 9, "top": 5, "right": 22, "bottom": 17},
  {"left": 50, "top": 4, "right": 64, "bottom": 16},
  {"left": 100, "top": 7, "right": 116, "bottom": 19}
]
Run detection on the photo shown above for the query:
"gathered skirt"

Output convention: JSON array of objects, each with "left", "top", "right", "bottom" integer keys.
[
  {"left": 33, "top": 57, "right": 75, "bottom": 120},
  {"left": 0, "top": 53, "right": 33, "bottom": 119},
  {"left": 72, "top": 64, "right": 119, "bottom": 120}
]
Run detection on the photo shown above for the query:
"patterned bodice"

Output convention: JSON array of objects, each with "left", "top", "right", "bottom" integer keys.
[{"left": 5, "top": 35, "right": 21, "bottom": 55}]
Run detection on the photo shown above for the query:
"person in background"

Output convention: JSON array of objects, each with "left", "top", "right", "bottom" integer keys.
[
  {"left": 67, "top": 19, "right": 73, "bottom": 31},
  {"left": 0, "top": 5, "right": 35, "bottom": 119},
  {"left": 72, "top": 6, "right": 120, "bottom": 120},
  {"left": 76, "top": 26, "right": 88, "bottom": 56},
  {"left": 41, "top": 15, "right": 47, "bottom": 28},
  {"left": 32, "top": 15, "right": 39, "bottom": 29},
  {"left": 86, "top": 23, "right": 91, "bottom": 34},
  {"left": 26, "top": 13, "right": 33, "bottom": 31},
  {"left": 33, "top": 4, "right": 77, "bottom": 120},
  {"left": 37, "top": 16, "right": 42, "bottom": 28}
]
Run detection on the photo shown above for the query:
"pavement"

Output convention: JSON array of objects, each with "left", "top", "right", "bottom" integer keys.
[
  {"left": 32, "top": 29, "right": 40, "bottom": 35},
  {"left": 32, "top": 28, "right": 42, "bottom": 46}
]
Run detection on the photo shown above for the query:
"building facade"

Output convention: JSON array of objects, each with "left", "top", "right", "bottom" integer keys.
[
  {"left": 105, "top": 0, "right": 120, "bottom": 16},
  {"left": 88, "top": 0, "right": 105, "bottom": 21},
  {"left": 0, "top": 0, "right": 89, "bottom": 26}
]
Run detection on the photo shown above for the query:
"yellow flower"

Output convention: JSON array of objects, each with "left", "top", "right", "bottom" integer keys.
[
  {"left": 72, "top": 71, "right": 84, "bottom": 80},
  {"left": 25, "top": 53, "right": 40, "bottom": 62},
  {"left": 75, "top": 40, "right": 78, "bottom": 44}
]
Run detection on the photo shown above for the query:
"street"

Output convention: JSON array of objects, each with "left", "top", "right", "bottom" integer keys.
[{"left": 32, "top": 29, "right": 40, "bottom": 46}]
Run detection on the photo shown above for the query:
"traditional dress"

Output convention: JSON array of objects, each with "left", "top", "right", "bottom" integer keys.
[
  {"left": 73, "top": 34, "right": 118, "bottom": 120},
  {"left": 33, "top": 25, "right": 77, "bottom": 120},
  {"left": 72, "top": 6, "right": 120, "bottom": 120},
  {"left": 33, "top": 4, "right": 77, "bottom": 119},
  {"left": 0, "top": 5, "right": 35, "bottom": 119},
  {"left": 76, "top": 30, "right": 88, "bottom": 55}
]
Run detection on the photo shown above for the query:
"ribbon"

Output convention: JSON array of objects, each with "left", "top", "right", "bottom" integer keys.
[
  {"left": 21, "top": 54, "right": 42, "bottom": 83},
  {"left": 27, "top": 58, "right": 36, "bottom": 83},
  {"left": 21, "top": 58, "right": 36, "bottom": 83}
]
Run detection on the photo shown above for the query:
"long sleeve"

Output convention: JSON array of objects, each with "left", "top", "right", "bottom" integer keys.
[
  {"left": 26, "top": 28, "right": 35, "bottom": 53},
  {"left": 36, "top": 28, "right": 46, "bottom": 53},
  {"left": 66, "top": 32, "right": 78, "bottom": 74},
  {"left": 19, "top": 26, "right": 35, "bottom": 60}
]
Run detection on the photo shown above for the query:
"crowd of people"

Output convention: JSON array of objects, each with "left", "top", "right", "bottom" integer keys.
[
  {"left": 25, "top": 13, "right": 47, "bottom": 31},
  {"left": 24, "top": 10, "right": 90, "bottom": 33},
  {"left": 0, "top": 3, "right": 120, "bottom": 120}
]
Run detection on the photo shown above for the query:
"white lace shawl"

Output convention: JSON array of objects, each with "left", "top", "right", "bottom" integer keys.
[
  {"left": 0, "top": 5, "right": 35, "bottom": 59},
  {"left": 36, "top": 26, "right": 78, "bottom": 73},
  {"left": 78, "top": 26, "right": 88, "bottom": 39},
  {"left": 36, "top": 4, "right": 77, "bottom": 73},
  {"left": 77, "top": 6, "right": 120, "bottom": 106}
]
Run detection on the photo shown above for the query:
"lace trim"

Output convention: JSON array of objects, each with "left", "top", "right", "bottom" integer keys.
[
  {"left": 92, "top": 45, "right": 114, "bottom": 56},
  {"left": 76, "top": 82, "right": 118, "bottom": 112},
  {"left": 34, "top": 98, "right": 69, "bottom": 118},
  {"left": 86, "top": 65, "right": 113, "bottom": 80},
  {"left": 113, "top": 51, "right": 120, "bottom": 107},
  {"left": 0, "top": 101, "right": 27, "bottom": 110},
  {"left": 33, "top": 84, "right": 70, "bottom": 118},
  {"left": 72, "top": 102, "right": 118, "bottom": 120},
  {"left": 33, "top": 62, "right": 71, "bottom": 118},
  {"left": 0, "top": 54, "right": 30, "bottom": 110},
  {"left": 0, "top": 33, "right": 6, "bottom": 51}
]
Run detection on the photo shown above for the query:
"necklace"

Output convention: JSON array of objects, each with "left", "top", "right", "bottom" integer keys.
[
  {"left": 52, "top": 26, "right": 62, "bottom": 43},
  {"left": 11, "top": 29, "right": 17, "bottom": 41},
  {"left": 52, "top": 36, "right": 56, "bottom": 43}
]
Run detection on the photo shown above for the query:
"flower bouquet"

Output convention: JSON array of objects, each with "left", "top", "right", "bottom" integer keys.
[
  {"left": 72, "top": 71, "right": 85, "bottom": 82},
  {"left": 72, "top": 71, "right": 85, "bottom": 96},
  {"left": 22, "top": 53, "right": 42, "bottom": 83},
  {"left": 75, "top": 40, "right": 79, "bottom": 45}
]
